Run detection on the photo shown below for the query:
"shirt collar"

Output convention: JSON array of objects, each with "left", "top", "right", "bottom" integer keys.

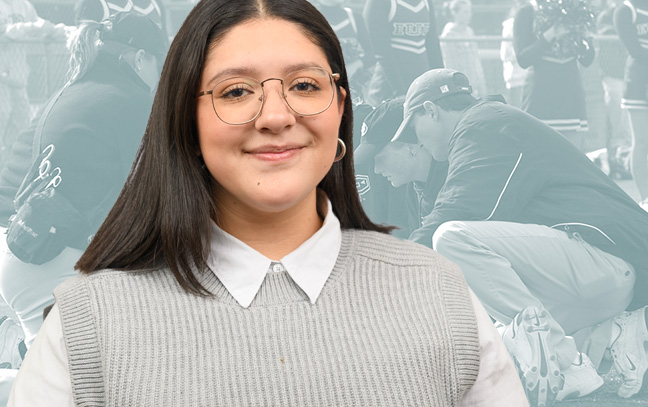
[{"left": 207, "top": 199, "right": 342, "bottom": 308}]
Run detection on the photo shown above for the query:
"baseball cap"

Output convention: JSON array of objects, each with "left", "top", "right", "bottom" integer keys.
[
  {"left": 102, "top": 12, "right": 167, "bottom": 59},
  {"left": 354, "top": 96, "right": 418, "bottom": 169},
  {"left": 391, "top": 69, "right": 473, "bottom": 142}
]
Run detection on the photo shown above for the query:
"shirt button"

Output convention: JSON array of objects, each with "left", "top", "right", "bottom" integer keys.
[{"left": 272, "top": 262, "right": 285, "bottom": 273}]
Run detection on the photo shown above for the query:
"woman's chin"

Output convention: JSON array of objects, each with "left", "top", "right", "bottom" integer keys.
[{"left": 241, "top": 187, "right": 315, "bottom": 217}]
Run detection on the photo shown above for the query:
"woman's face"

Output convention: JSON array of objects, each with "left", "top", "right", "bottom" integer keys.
[{"left": 196, "top": 18, "right": 346, "bottom": 217}]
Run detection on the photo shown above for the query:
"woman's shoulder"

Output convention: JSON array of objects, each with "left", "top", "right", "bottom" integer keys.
[
  {"left": 53, "top": 267, "right": 175, "bottom": 299},
  {"left": 343, "top": 229, "right": 456, "bottom": 268}
]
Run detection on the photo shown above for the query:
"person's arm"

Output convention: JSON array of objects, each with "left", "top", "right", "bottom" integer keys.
[
  {"left": 458, "top": 290, "right": 529, "bottom": 407},
  {"left": 513, "top": 5, "right": 555, "bottom": 69},
  {"left": 425, "top": 1, "right": 444, "bottom": 69},
  {"left": 614, "top": 3, "right": 648, "bottom": 65},
  {"left": 363, "top": 0, "right": 406, "bottom": 92},
  {"left": 8, "top": 304, "right": 74, "bottom": 407},
  {"left": 577, "top": 36, "right": 595, "bottom": 67},
  {"left": 409, "top": 122, "right": 541, "bottom": 248}
]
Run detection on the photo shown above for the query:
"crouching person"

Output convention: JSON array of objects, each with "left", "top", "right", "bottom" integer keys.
[{"left": 397, "top": 68, "right": 648, "bottom": 405}]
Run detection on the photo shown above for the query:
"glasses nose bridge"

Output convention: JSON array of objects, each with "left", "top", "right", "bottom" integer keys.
[
  {"left": 259, "top": 77, "right": 286, "bottom": 97},
  {"left": 258, "top": 76, "right": 291, "bottom": 111}
]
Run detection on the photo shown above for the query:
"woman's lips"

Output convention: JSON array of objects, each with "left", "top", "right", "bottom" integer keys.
[{"left": 247, "top": 145, "right": 304, "bottom": 162}]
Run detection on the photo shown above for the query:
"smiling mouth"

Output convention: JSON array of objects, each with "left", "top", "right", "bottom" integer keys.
[{"left": 247, "top": 145, "right": 305, "bottom": 162}]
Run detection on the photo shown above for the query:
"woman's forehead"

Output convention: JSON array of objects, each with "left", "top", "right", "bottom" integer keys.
[{"left": 201, "top": 18, "right": 331, "bottom": 81}]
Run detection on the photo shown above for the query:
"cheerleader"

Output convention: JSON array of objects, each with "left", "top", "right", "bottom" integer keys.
[
  {"left": 363, "top": 0, "right": 444, "bottom": 106},
  {"left": 513, "top": 0, "right": 595, "bottom": 151},
  {"left": 615, "top": 0, "right": 648, "bottom": 209}
]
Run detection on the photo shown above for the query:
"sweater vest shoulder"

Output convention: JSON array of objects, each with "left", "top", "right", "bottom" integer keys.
[{"left": 55, "top": 230, "right": 480, "bottom": 406}]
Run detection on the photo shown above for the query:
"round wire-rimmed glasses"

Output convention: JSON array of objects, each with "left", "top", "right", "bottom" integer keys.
[{"left": 196, "top": 67, "right": 341, "bottom": 125}]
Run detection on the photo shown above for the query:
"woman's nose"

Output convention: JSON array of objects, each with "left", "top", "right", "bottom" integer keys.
[{"left": 254, "top": 81, "right": 296, "bottom": 133}]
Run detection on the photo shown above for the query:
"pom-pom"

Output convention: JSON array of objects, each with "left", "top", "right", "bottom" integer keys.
[{"left": 533, "top": 0, "right": 594, "bottom": 59}]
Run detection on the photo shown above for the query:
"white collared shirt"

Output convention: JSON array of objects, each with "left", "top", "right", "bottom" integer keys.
[
  {"left": 208, "top": 199, "right": 341, "bottom": 308},
  {"left": 9, "top": 200, "right": 527, "bottom": 406}
]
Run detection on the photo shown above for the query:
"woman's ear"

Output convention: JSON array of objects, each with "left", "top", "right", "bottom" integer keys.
[{"left": 336, "top": 86, "right": 347, "bottom": 121}]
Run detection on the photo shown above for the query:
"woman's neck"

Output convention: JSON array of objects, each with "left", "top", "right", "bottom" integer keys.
[{"left": 215, "top": 190, "right": 324, "bottom": 261}]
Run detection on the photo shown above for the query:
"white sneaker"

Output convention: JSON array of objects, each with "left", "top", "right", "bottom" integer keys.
[
  {"left": 609, "top": 306, "right": 648, "bottom": 398},
  {"left": 0, "top": 316, "right": 25, "bottom": 370},
  {"left": 502, "top": 306, "right": 564, "bottom": 407},
  {"left": 556, "top": 353, "right": 604, "bottom": 400}
]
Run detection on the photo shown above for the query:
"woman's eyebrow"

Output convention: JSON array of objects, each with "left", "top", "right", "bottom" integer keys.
[
  {"left": 204, "top": 62, "right": 328, "bottom": 87},
  {"left": 205, "top": 67, "right": 257, "bottom": 88}
]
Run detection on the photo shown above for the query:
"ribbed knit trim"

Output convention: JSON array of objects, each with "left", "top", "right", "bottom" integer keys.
[
  {"left": 440, "top": 264, "right": 481, "bottom": 402},
  {"left": 54, "top": 276, "right": 105, "bottom": 407}
]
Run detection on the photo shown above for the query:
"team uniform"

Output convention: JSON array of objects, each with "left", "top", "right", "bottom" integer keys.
[
  {"left": 615, "top": 0, "right": 648, "bottom": 110},
  {"left": 363, "top": 0, "right": 443, "bottom": 105},
  {"left": 513, "top": 4, "right": 595, "bottom": 133}
]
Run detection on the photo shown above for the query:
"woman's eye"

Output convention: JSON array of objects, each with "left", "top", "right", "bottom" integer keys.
[
  {"left": 290, "top": 80, "right": 320, "bottom": 93},
  {"left": 219, "top": 85, "right": 254, "bottom": 100}
]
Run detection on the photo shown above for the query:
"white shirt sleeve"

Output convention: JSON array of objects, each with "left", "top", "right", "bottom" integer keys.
[
  {"left": 8, "top": 304, "right": 74, "bottom": 407},
  {"left": 459, "top": 289, "right": 529, "bottom": 407}
]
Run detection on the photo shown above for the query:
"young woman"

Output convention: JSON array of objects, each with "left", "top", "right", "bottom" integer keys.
[
  {"left": 615, "top": 0, "right": 648, "bottom": 209},
  {"left": 9, "top": 0, "right": 525, "bottom": 405}
]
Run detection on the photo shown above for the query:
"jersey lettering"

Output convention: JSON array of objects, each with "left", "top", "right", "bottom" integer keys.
[
  {"left": 392, "top": 22, "right": 430, "bottom": 36},
  {"left": 637, "top": 22, "right": 648, "bottom": 35}
]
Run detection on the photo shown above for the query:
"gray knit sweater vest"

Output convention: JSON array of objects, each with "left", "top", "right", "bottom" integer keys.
[{"left": 54, "top": 230, "right": 480, "bottom": 406}]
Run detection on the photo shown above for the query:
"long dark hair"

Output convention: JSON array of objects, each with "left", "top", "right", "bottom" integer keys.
[{"left": 76, "top": 0, "right": 392, "bottom": 295}]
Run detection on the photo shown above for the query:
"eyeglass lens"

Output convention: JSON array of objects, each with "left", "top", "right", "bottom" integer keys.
[{"left": 210, "top": 68, "right": 335, "bottom": 125}]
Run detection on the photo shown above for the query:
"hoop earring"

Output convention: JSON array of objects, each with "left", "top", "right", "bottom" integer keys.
[{"left": 334, "top": 138, "right": 346, "bottom": 162}]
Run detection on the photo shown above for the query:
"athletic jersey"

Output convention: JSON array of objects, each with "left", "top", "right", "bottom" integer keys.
[{"left": 388, "top": 0, "right": 432, "bottom": 84}]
